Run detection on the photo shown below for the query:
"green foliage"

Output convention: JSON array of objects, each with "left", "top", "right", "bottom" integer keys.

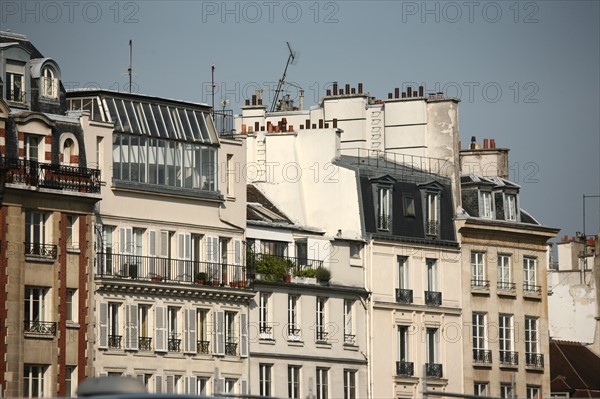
[
  {"left": 196, "top": 272, "right": 207, "bottom": 281},
  {"left": 315, "top": 267, "right": 331, "bottom": 281},
  {"left": 255, "top": 255, "right": 293, "bottom": 282},
  {"left": 294, "top": 267, "right": 316, "bottom": 278}
]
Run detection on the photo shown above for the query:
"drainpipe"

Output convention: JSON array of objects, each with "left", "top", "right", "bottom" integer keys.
[{"left": 366, "top": 237, "right": 373, "bottom": 399}]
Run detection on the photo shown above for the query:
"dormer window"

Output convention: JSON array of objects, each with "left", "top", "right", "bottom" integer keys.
[
  {"left": 42, "top": 67, "right": 58, "bottom": 98},
  {"left": 425, "top": 192, "right": 439, "bottom": 236},
  {"left": 6, "top": 62, "right": 25, "bottom": 103},
  {"left": 505, "top": 194, "right": 517, "bottom": 221},
  {"left": 24, "top": 135, "right": 41, "bottom": 161},
  {"left": 479, "top": 191, "right": 493, "bottom": 219},
  {"left": 376, "top": 186, "right": 391, "bottom": 231}
]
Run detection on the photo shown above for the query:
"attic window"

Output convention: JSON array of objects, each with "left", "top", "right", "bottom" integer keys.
[
  {"left": 403, "top": 196, "right": 415, "bottom": 218},
  {"left": 505, "top": 194, "right": 517, "bottom": 221},
  {"left": 425, "top": 192, "right": 439, "bottom": 236},
  {"left": 376, "top": 186, "right": 391, "bottom": 231},
  {"left": 42, "top": 66, "right": 58, "bottom": 98},
  {"left": 6, "top": 62, "right": 25, "bottom": 103},
  {"left": 479, "top": 191, "right": 493, "bottom": 219}
]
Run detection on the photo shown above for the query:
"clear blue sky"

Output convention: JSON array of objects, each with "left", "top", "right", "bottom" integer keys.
[{"left": 4, "top": 0, "right": 599, "bottom": 239}]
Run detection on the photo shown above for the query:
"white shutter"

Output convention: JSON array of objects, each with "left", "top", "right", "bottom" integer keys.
[
  {"left": 186, "top": 376, "right": 197, "bottom": 395},
  {"left": 212, "top": 311, "right": 218, "bottom": 354},
  {"left": 240, "top": 379, "right": 248, "bottom": 395},
  {"left": 160, "top": 231, "right": 169, "bottom": 257},
  {"left": 148, "top": 230, "right": 156, "bottom": 275},
  {"left": 120, "top": 227, "right": 133, "bottom": 254},
  {"left": 154, "top": 306, "right": 167, "bottom": 352},
  {"left": 184, "top": 308, "right": 197, "bottom": 354},
  {"left": 125, "top": 304, "right": 139, "bottom": 350},
  {"left": 98, "top": 302, "right": 108, "bottom": 349},
  {"left": 154, "top": 375, "right": 163, "bottom": 393},
  {"left": 240, "top": 312, "right": 248, "bottom": 358},
  {"left": 234, "top": 239, "right": 242, "bottom": 282},
  {"left": 166, "top": 375, "right": 174, "bottom": 394},
  {"left": 214, "top": 378, "right": 224, "bottom": 395},
  {"left": 177, "top": 233, "right": 191, "bottom": 281},
  {"left": 217, "top": 311, "right": 225, "bottom": 355}
]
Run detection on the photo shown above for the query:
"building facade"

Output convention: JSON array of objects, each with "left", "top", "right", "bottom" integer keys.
[{"left": 0, "top": 31, "right": 100, "bottom": 397}]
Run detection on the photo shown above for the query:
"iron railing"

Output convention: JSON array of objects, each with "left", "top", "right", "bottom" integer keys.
[
  {"left": 288, "top": 326, "right": 301, "bottom": 338},
  {"left": 426, "top": 220, "right": 438, "bottom": 236},
  {"left": 25, "top": 242, "right": 57, "bottom": 259},
  {"left": 499, "top": 351, "right": 518, "bottom": 366},
  {"left": 471, "top": 279, "right": 490, "bottom": 289},
  {"left": 259, "top": 324, "right": 274, "bottom": 339},
  {"left": 377, "top": 215, "right": 391, "bottom": 231},
  {"left": 197, "top": 340, "right": 210, "bottom": 354},
  {"left": 96, "top": 252, "right": 247, "bottom": 287},
  {"left": 1, "top": 158, "right": 101, "bottom": 193},
  {"left": 344, "top": 334, "right": 356, "bottom": 344},
  {"left": 7, "top": 89, "right": 25, "bottom": 103},
  {"left": 425, "top": 363, "right": 443, "bottom": 378},
  {"left": 473, "top": 349, "right": 492, "bottom": 364},
  {"left": 524, "top": 284, "right": 542, "bottom": 294},
  {"left": 425, "top": 291, "right": 442, "bottom": 306},
  {"left": 247, "top": 252, "right": 323, "bottom": 277},
  {"left": 225, "top": 341, "right": 237, "bottom": 356},
  {"left": 497, "top": 281, "right": 516, "bottom": 291},
  {"left": 525, "top": 353, "right": 544, "bottom": 368},
  {"left": 316, "top": 329, "right": 329, "bottom": 343},
  {"left": 139, "top": 336, "right": 152, "bottom": 351},
  {"left": 168, "top": 335, "right": 181, "bottom": 352},
  {"left": 396, "top": 361, "right": 414, "bottom": 377},
  {"left": 108, "top": 335, "right": 122, "bottom": 349},
  {"left": 214, "top": 110, "right": 234, "bottom": 135},
  {"left": 23, "top": 320, "right": 56, "bottom": 336},
  {"left": 396, "top": 288, "right": 413, "bottom": 304}
]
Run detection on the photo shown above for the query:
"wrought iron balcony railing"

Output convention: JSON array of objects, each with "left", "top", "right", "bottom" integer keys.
[
  {"left": 1, "top": 158, "right": 101, "bottom": 193},
  {"left": 168, "top": 336, "right": 182, "bottom": 352},
  {"left": 316, "top": 329, "right": 329, "bottom": 343},
  {"left": 525, "top": 353, "right": 544, "bottom": 368},
  {"left": 425, "top": 291, "right": 442, "bottom": 306},
  {"left": 23, "top": 320, "right": 56, "bottom": 336},
  {"left": 138, "top": 336, "right": 152, "bottom": 351},
  {"left": 426, "top": 220, "right": 438, "bottom": 236},
  {"left": 225, "top": 341, "right": 237, "bottom": 356},
  {"left": 344, "top": 334, "right": 356, "bottom": 344},
  {"left": 214, "top": 109, "right": 234, "bottom": 135},
  {"left": 523, "top": 284, "right": 542, "bottom": 294},
  {"left": 108, "top": 335, "right": 122, "bottom": 349},
  {"left": 499, "top": 350, "right": 518, "bottom": 366},
  {"left": 246, "top": 252, "right": 323, "bottom": 278},
  {"left": 396, "top": 288, "right": 413, "bottom": 304},
  {"left": 95, "top": 252, "right": 247, "bottom": 288},
  {"left": 377, "top": 215, "right": 391, "bottom": 231},
  {"left": 396, "top": 361, "right": 414, "bottom": 377},
  {"left": 473, "top": 349, "right": 492, "bottom": 364},
  {"left": 197, "top": 340, "right": 210, "bottom": 354},
  {"left": 25, "top": 242, "right": 57, "bottom": 259},
  {"left": 471, "top": 279, "right": 490, "bottom": 290},
  {"left": 425, "top": 363, "right": 443, "bottom": 378},
  {"left": 497, "top": 281, "right": 516, "bottom": 291},
  {"left": 288, "top": 326, "right": 301, "bottom": 337},
  {"left": 259, "top": 324, "right": 273, "bottom": 339}
]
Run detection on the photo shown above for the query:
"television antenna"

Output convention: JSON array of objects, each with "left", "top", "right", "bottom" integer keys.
[{"left": 270, "top": 42, "right": 298, "bottom": 112}]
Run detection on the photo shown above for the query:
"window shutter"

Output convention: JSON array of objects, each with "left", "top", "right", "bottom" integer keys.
[
  {"left": 240, "top": 312, "right": 248, "bottom": 358},
  {"left": 212, "top": 311, "right": 218, "bottom": 354},
  {"left": 125, "top": 304, "right": 139, "bottom": 350},
  {"left": 184, "top": 308, "right": 197, "bottom": 354},
  {"left": 160, "top": 231, "right": 169, "bottom": 257},
  {"left": 240, "top": 379, "right": 248, "bottom": 395},
  {"left": 213, "top": 311, "right": 224, "bottom": 355},
  {"left": 166, "top": 375, "right": 174, "bottom": 394},
  {"left": 98, "top": 302, "right": 108, "bottom": 349},
  {"left": 234, "top": 239, "right": 241, "bottom": 265},
  {"left": 148, "top": 230, "right": 156, "bottom": 256},
  {"left": 186, "top": 376, "right": 197, "bottom": 395},
  {"left": 214, "top": 378, "right": 224, "bottom": 395},
  {"left": 154, "top": 375, "right": 162, "bottom": 393},
  {"left": 154, "top": 306, "right": 167, "bottom": 352}
]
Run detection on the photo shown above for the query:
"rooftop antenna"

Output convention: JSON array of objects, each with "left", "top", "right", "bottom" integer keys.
[
  {"left": 128, "top": 39, "right": 133, "bottom": 94},
  {"left": 270, "top": 42, "right": 297, "bottom": 112},
  {"left": 211, "top": 65, "right": 216, "bottom": 116}
]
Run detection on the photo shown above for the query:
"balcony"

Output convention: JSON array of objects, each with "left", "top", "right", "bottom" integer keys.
[
  {"left": 23, "top": 320, "right": 56, "bottom": 336},
  {"left": 425, "top": 363, "right": 443, "bottom": 378},
  {"left": 214, "top": 109, "right": 234, "bottom": 136},
  {"left": 396, "top": 361, "right": 414, "bottom": 377},
  {"left": 524, "top": 283, "right": 542, "bottom": 295},
  {"left": 108, "top": 335, "right": 122, "bottom": 349},
  {"left": 471, "top": 279, "right": 490, "bottom": 292},
  {"left": 473, "top": 349, "right": 492, "bottom": 365},
  {"left": 138, "top": 336, "right": 152, "bottom": 351},
  {"left": 344, "top": 334, "right": 356, "bottom": 345},
  {"left": 377, "top": 215, "right": 391, "bottom": 231},
  {"left": 426, "top": 220, "right": 438, "bottom": 236},
  {"left": 259, "top": 324, "right": 274, "bottom": 340},
  {"left": 288, "top": 326, "right": 302, "bottom": 341},
  {"left": 197, "top": 340, "right": 210, "bottom": 354},
  {"left": 424, "top": 291, "right": 442, "bottom": 306},
  {"left": 316, "top": 329, "right": 329, "bottom": 343},
  {"left": 525, "top": 353, "right": 544, "bottom": 368},
  {"left": 497, "top": 281, "right": 516, "bottom": 293},
  {"left": 25, "top": 242, "right": 57, "bottom": 260},
  {"left": 95, "top": 252, "right": 247, "bottom": 288},
  {"left": 1, "top": 158, "right": 101, "bottom": 194},
  {"left": 246, "top": 252, "right": 323, "bottom": 282},
  {"left": 499, "top": 350, "right": 518, "bottom": 366},
  {"left": 168, "top": 335, "right": 182, "bottom": 352},
  {"left": 225, "top": 340, "right": 237, "bottom": 356},
  {"left": 396, "top": 288, "right": 413, "bottom": 304}
]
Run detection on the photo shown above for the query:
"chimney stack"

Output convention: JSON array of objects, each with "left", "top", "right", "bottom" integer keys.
[
  {"left": 418, "top": 86, "right": 424, "bottom": 97},
  {"left": 345, "top": 83, "right": 350, "bottom": 94},
  {"left": 299, "top": 90, "right": 305, "bottom": 110},
  {"left": 333, "top": 82, "right": 338, "bottom": 95},
  {"left": 490, "top": 139, "right": 496, "bottom": 149},
  {"left": 470, "top": 136, "right": 477, "bottom": 150},
  {"left": 395, "top": 88, "right": 400, "bottom": 98},
  {"left": 358, "top": 83, "right": 363, "bottom": 93},
  {"left": 407, "top": 86, "right": 413, "bottom": 97},
  {"left": 483, "top": 139, "right": 489, "bottom": 149}
]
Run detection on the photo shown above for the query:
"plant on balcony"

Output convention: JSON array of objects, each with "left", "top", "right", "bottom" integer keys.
[
  {"left": 255, "top": 255, "right": 293, "bottom": 282},
  {"left": 150, "top": 275, "right": 163, "bottom": 282},
  {"left": 315, "top": 267, "right": 331, "bottom": 283},
  {"left": 195, "top": 272, "right": 207, "bottom": 285},
  {"left": 294, "top": 267, "right": 316, "bottom": 278}
]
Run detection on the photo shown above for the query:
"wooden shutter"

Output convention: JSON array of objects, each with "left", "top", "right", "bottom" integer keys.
[
  {"left": 125, "top": 304, "right": 139, "bottom": 350},
  {"left": 184, "top": 308, "right": 197, "bottom": 354},
  {"left": 154, "top": 306, "right": 167, "bottom": 352},
  {"left": 185, "top": 376, "right": 197, "bottom": 395},
  {"left": 240, "top": 312, "right": 248, "bottom": 357},
  {"left": 240, "top": 379, "right": 248, "bottom": 395},
  {"left": 154, "top": 375, "right": 162, "bottom": 393},
  {"left": 98, "top": 302, "right": 108, "bottom": 349},
  {"left": 166, "top": 375, "right": 174, "bottom": 394}
]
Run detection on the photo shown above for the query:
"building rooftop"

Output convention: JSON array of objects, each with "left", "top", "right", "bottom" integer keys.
[{"left": 550, "top": 340, "right": 600, "bottom": 398}]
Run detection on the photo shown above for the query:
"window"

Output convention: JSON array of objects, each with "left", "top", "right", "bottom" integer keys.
[
  {"left": 197, "top": 309, "right": 209, "bottom": 353},
  {"left": 224, "top": 378, "right": 237, "bottom": 395},
  {"left": 525, "top": 317, "right": 542, "bottom": 367},
  {"left": 24, "top": 135, "right": 41, "bottom": 161},
  {"left": 471, "top": 252, "right": 486, "bottom": 287},
  {"left": 425, "top": 192, "right": 439, "bottom": 235},
  {"left": 24, "top": 287, "right": 52, "bottom": 335},
  {"left": 426, "top": 259, "right": 437, "bottom": 291},
  {"left": 480, "top": 191, "right": 493, "bottom": 218},
  {"left": 62, "top": 138, "right": 76, "bottom": 166},
  {"left": 295, "top": 241, "right": 308, "bottom": 265},
  {"left": 259, "top": 292, "right": 272, "bottom": 339},
  {"left": 42, "top": 66, "right": 58, "bottom": 98},
  {"left": 472, "top": 313, "right": 489, "bottom": 363},
  {"left": 524, "top": 257, "right": 538, "bottom": 292},
  {"left": 259, "top": 364, "right": 272, "bottom": 397},
  {"left": 497, "top": 255, "right": 512, "bottom": 290},
  {"left": 197, "top": 377, "right": 209, "bottom": 396},
  {"left": 505, "top": 194, "right": 517, "bottom": 221},
  {"left": 398, "top": 256, "right": 408, "bottom": 290},
  {"left": 166, "top": 375, "right": 182, "bottom": 394},
  {"left": 226, "top": 154, "right": 234, "bottom": 196},
  {"left": 377, "top": 186, "right": 391, "bottom": 230},
  {"left": 403, "top": 196, "right": 415, "bottom": 217},
  {"left": 499, "top": 314, "right": 515, "bottom": 364},
  {"left": 526, "top": 385, "right": 541, "bottom": 399},
  {"left": 288, "top": 365, "right": 301, "bottom": 399},
  {"left": 65, "top": 366, "right": 76, "bottom": 397},
  {"left": 344, "top": 300, "right": 355, "bottom": 344},
  {"left": 426, "top": 328, "right": 439, "bottom": 364},
  {"left": 225, "top": 311, "right": 237, "bottom": 355},
  {"left": 6, "top": 63, "right": 25, "bottom": 102},
  {"left": 316, "top": 368, "right": 328, "bottom": 399},
  {"left": 24, "top": 364, "right": 47, "bottom": 398},
  {"left": 397, "top": 326, "right": 412, "bottom": 376},
  {"left": 288, "top": 295, "right": 300, "bottom": 339},
  {"left": 108, "top": 303, "right": 121, "bottom": 349},
  {"left": 349, "top": 242, "right": 361, "bottom": 259},
  {"left": 25, "top": 211, "right": 52, "bottom": 255},
  {"left": 66, "top": 215, "right": 79, "bottom": 249},
  {"left": 168, "top": 307, "right": 181, "bottom": 352},
  {"left": 138, "top": 305, "right": 151, "bottom": 350},
  {"left": 474, "top": 382, "right": 489, "bottom": 396},
  {"left": 66, "top": 289, "right": 77, "bottom": 323},
  {"left": 500, "top": 383, "right": 514, "bottom": 399},
  {"left": 261, "top": 240, "right": 288, "bottom": 257},
  {"left": 343, "top": 369, "right": 356, "bottom": 399},
  {"left": 316, "top": 297, "right": 327, "bottom": 342}
]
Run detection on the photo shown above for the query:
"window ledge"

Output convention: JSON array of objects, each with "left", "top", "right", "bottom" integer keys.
[
  {"left": 25, "top": 255, "right": 56, "bottom": 264},
  {"left": 66, "top": 322, "right": 80, "bottom": 329},
  {"left": 394, "top": 375, "right": 419, "bottom": 384},
  {"left": 259, "top": 338, "right": 276, "bottom": 345},
  {"left": 133, "top": 352, "right": 157, "bottom": 358},
  {"left": 112, "top": 180, "right": 223, "bottom": 202},
  {"left": 66, "top": 247, "right": 81, "bottom": 254},
  {"left": 523, "top": 293, "right": 543, "bottom": 300},
  {"left": 315, "top": 341, "right": 332, "bottom": 349},
  {"left": 24, "top": 332, "right": 55, "bottom": 340},
  {"left": 497, "top": 290, "right": 517, "bottom": 298},
  {"left": 343, "top": 343, "right": 359, "bottom": 351},
  {"left": 287, "top": 339, "right": 304, "bottom": 347},
  {"left": 104, "top": 350, "right": 127, "bottom": 356},
  {"left": 472, "top": 362, "right": 493, "bottom": 369}
]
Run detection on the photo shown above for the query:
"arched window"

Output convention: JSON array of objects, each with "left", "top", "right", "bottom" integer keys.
[
  {"left": 63, "top": 138, "right": 73, "bottom": 165},
  {"left": 42, "top": 67, "right": 58, "bottom": 98}
]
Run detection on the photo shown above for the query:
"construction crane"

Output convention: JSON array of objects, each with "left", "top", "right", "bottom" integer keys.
[{"left": 270, "top": 42, "right": 297, "bottom": 112}]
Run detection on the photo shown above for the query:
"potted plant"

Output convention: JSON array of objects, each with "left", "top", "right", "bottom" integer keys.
[
  {"left": 150, "top": 275, "right": 163, "bottom": 282},
  {"left": 293, "top": 267, "right": 317, "bottom": 284},
  {"left": 315, "top": 267, "right": 331, "bottom": 284},
  {"left": 255, "top": 255, "right": 293, "bottom": 282},
  {"left": 195, "top": 272, "right": 207, "bottom": 285}
]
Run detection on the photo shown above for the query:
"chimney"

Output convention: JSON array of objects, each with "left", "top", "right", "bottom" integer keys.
[
  {"left": 324, "top": 123, "right": 329, "bottom": 128},
  {"left": 490, "top": 139, "right": 496, "bottom": 149},
  {"left": 428, "top": 93, "right": 435, "bottom": 99},
  {"left": 312, "top": 124, "right": 316, "bottom": 129},
  {"left": 358, "top": 83, "right": 363, "bottom": 93},
  {"left": 418, "top": 85, "right": 424, "bottom": 97},
  {"left": 257, "top": 98, "right": 263, "bottom": 106},
  {"left": 289, "top": 125, "right": 294, "bottom": 132},
  {"left": 483, "top": 139, "right": 489, "bottom": 149},
  {"left": 470, "top": 136, "right": 477, "bottom": 150},
  {"left": 407, "top": 86, "right": 412, "bottom": 97},
  {"left": 248, "top": 126, "right": 254, "bottom": 133},
  {"left": 351, "top": 87, "right": 356, "bottom": 94},
  {"left": 401, "top": 92, "right": 406, "bottom": 98},
  {"left": 251, "top": 95, "right": 257, "bottom": 106},
  {"left": 388, "top": 93, "right": 393, "bottom": 99},
  {"left": 345, "top": 83, "right": 350, "bottom": 94},
  {"left": 299, "top": 90, "right": 305, "bottom": 110},
  {"left": 333, "top": 118, "right": 338, "bottom": 128},
  {"left": 326, "top": 89, "right": 332, "bottom": 96},
  {"left": 437, "top": 92, "right": 443, "bottom": 100},
  {"left": 333, "top": 82, "right": 338, "bottom": 95},
  {"left": 241, "top": 124, "right": 247, "bottom": 133},
  {"left": 245, "top": 99, "right": 250, "bottom": 106},
  {"left": 339, "top": 89, "right": 344, "bottom": 95},
  {"left": 255, "top": 122, "right": 260, "bottom": 132},
  {"left": 306, "top": 119, "right": 310, "bottom": 128},
  {"left": 394, "top": 88, "right": 400, "bottom": 98},
  {"left": 319, "top": 119, "right": 324, "bottom": 129}
]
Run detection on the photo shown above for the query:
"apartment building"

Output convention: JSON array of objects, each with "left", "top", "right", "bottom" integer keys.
[
  {"left": 66, "top": 89, "right": 253, "bottom": 396},
  {"left": 457, "top": 139, "right": 559, "bottom": 398},
  {"left": 0, "top": 31, "right": 100, "bottom": 397}
]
